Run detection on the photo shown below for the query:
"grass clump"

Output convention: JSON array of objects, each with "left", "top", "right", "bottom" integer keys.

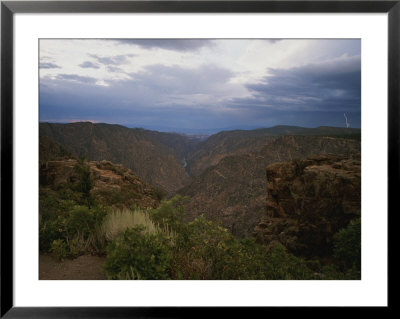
[
  {"left": 103, "top": 225, "right": 173, "bottom": 280},
  {"left": 101, "top": 209, "right": 158, "bottom": 241}
]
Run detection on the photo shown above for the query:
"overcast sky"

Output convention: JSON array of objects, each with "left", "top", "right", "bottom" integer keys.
[{"left": 39, "top": 39, "right": 361, "bottom": 134}]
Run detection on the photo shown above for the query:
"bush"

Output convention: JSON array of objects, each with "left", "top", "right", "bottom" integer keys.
[
  {"left": 333, "top": 217, "right": 361, "bottom": 271},
  {"left": 319, "top": 263, "right": 360, "bottom": 280},
  {"left": 149, "top": 195, "right": 187, "bottom": 231},
  {"left": 39, "top": 188, "right": 76, "bottom": 251},
  {"left": 72, "top": 160, "right": 93, "bottom": 207},
  {"left": 51, "top": 239, "right": 69, "bottom": 260},
  {"left": 173, "top": 217, "right": 275, "bottom": 280},
  {"left": 103, "top": 225, "right": 173, "bottom": 280},
  {"left": 210, "top": 237, "right": 273, "bottom": 280},
  {"left": 265, "top": 242, "right": 314, "bottom": 279},
  {"left": 172, "top": 215, "right": 233, "bottom": 279},
  {"left": 63, "top": 205, "right": 108, "bottom": 242},
  {"left": 40, "top": 200, "right": 109, "bottom": 256}
]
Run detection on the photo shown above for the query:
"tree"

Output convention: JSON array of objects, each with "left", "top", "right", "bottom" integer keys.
[
  {"left": 333, "top": 217, "right": 361, "bottom": 271},
  {"left": 73, "top": 160, "right": 93, "bottom": 207}
]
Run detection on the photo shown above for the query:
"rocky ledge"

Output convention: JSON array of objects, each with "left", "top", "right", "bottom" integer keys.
[
  {"left": 254, "top": 154, "right": 361, "bottom": 258},
  {"left": 40, "top": 159, "right": 160, "bottom": 209}
]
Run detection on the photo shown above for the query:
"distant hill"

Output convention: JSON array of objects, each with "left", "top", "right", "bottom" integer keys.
[
  {"left": 186, "top": 125, "right": 360, "bottom": 177},
  {"left": 39, "top": 122, "right": 203, "bottom": 193},
  {"left": 179, "top": 135, "right": 361, "bottom": 238}
]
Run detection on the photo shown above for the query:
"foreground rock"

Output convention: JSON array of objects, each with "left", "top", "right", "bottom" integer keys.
[{"left": 254, "top": 154, "right": 361, "bottom": 258}]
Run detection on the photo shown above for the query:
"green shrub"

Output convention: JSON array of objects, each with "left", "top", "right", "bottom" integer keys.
[
  {"left": 40, "top": 200, "right": 108, "bottom": 256},
  {"left": 103, "top": 225, "right": 173, "bottom": 280},
  {"left": 172, "top": 216, "right": 275, "bottom": 280},
  {"left": 169, "top": 215, "right": 317, "bottom": 280},
  {"left": 51, "top": 239, "right": 69, "bottom": 260},
  {"left": 172, "top": 215, "right": 232, "bottom": 279},
  {"left": 39, "top": 189, "right": 76, "bottom": 251},
  {"left": 333, "top": 217, "right": 361, "bottom": 271},
  {"left": 265, "top": 242, "right": 314, "bottom": 279},
  {"left": 72, "top": 160, "right": 93, "bottom": 207},
  {"left": 222, "top": 238, "right": 274, "bottom": 280},
  {"left": 210, "top": 237, "right": 273, "bottom": 280},
  {"left": 63, "top": 205, "right": 108, "bottom": 241},
  {"left": 320, "top": 263, "right": 360, "bottom": 280},
  {"left": 149, "top": 195, "right": 187, "bottom": 231}
]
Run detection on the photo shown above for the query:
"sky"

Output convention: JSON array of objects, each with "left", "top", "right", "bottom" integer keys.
[{"left": 39, "top": 39, "right": 361, "bottom": 134}]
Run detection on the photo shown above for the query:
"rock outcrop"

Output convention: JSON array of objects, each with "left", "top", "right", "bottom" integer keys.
[
  {"left": 254, "top": 154, "right": 361, "bottom": 258},
  {"left": 180, "top": 136, "right": 361, "bottom": 238},
  {"left": 40, "top": 159, "right": 160, "bottom": 209}
]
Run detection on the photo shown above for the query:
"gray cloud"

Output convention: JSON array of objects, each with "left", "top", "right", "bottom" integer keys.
[
  {"left": 40, "top": 62, "right": 61, "bottom": 69},
  {"left": 56, "top": 74, "right": 98, "bottom": 84},
  {"left": 40, "top": 63, "right": 237, "bottom": 119},
  {"left": 113, "top": 39, "right": 214, "bottom": 52},
  {"left": 79, "top": 61, "right": 100, "bottom": 69},
  {"left": 89, "top": 54, "right": 134, "bottom": 66},
  {"left": 107, "top": 65, "right": 124, "bottom": 73},
  {"left": 129, "top": 63, "right": 234, "bottom": 96},
  {"left": 231, "top": 55, "right": 361, "bottom": 113},
  {"left": 265, "top": 39, "right": 282, "bottom": 44}
]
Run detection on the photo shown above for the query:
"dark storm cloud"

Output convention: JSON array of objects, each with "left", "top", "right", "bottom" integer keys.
[
  {"left": 79, "top": 61, "right": 100, "bottom": 69},
  {"left": 89, "top": 54, "right": 134, "bottom": 66},
  {"left": 130, "top": 63, "right": 234, "bottom": 95},
  {"left": 113, "top": 39, "right": 214, "bottom": 51},
  {"left": 39, "top": 63, "right": 236, "bottom": 130},
  {"left": 231, "top": 55, "right": 361, "bottom": 113},
  {"left": 40, "top": 62, "right": 61, "bottom": 69}
]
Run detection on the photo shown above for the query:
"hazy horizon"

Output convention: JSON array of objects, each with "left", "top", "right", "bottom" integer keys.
[
  {"left": 39, "top": 120, "right": 361, "bottom": 136},
  {"left": 40, "top": 39, "right": 361, "bottom": 132}
]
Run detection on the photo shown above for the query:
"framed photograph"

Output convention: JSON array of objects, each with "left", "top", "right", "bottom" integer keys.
[{"left": 1, "top": 0, "right": 396, "bottom": 316}]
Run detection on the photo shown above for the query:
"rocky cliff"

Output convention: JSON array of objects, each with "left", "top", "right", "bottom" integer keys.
[
  {"left": 254, "top": 154, "right": 361, "bottom": 258},
  {"left": 40, "top": 159, "right": 160, "bottom": 209}
]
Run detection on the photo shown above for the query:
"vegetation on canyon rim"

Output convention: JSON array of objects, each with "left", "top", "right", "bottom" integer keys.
[{"left": 39, "top": 158, "right": 361, "bottom": 280}]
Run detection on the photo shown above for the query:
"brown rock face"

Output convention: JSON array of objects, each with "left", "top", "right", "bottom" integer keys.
[
  {"left": 40, "top": 159, "right": 160, "bottom": 209},
  {"left": 254, "top": 154, "right": 361, "bottom": 257},
  {"left": 180, "top": 136, "right": 361, "bottom": 238}
]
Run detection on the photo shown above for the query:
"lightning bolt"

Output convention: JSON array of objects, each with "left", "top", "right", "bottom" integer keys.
[{"left": 344, "top": 113, "right": 350, "bottom": 128}]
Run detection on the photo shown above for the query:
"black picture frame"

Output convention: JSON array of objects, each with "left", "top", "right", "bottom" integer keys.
[{"left": 1, "top": 0, "right": 396, "bottom": 317}]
